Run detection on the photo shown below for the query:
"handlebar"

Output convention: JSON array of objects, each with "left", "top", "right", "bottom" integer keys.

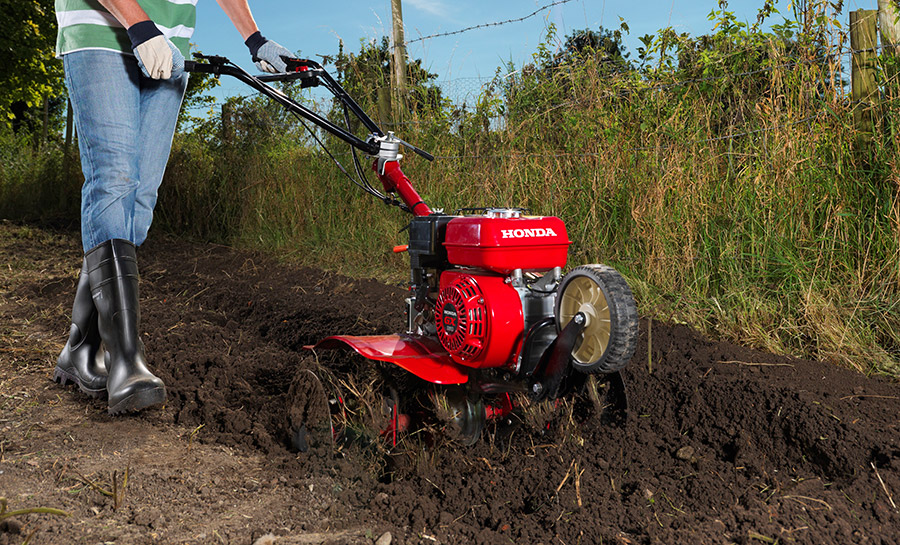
[
  {"left": 185, "top": 56, "right": 381, "bottom": 155},
  {"left": 185, "top": 58, "right": 321, "bottom": 86},
  {"left": 184, "top": 54, "right": 434, "bottom": 215},
  {"left": 185, "top": 55, "right": 436, "bottom": 162}
]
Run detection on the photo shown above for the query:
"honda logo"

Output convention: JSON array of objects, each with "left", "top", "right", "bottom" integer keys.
[{"left": 500, "top": 228, "right": 557, "bottom": 239}]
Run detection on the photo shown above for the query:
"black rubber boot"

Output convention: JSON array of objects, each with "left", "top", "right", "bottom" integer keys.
[
  {"left": 54, "top": 259, "right": 107, "bottom": 398},
  {"left": 85, "top": 239, "right": 166, "bottom": 414}
]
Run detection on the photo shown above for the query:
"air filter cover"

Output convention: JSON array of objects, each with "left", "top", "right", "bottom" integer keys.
[{"left": 435, "top": 270, "right": 523, "bottom": 369}]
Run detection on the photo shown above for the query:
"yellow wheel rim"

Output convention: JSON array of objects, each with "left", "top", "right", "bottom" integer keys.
[{"left": 558, "top": 275, "right": 612, "bottom": 364}]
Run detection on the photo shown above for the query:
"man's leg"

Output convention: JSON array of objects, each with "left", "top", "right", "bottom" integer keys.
[
  {"left": 64, "top": 50, "right": 143, "bottom": 252},
  {"left": 56, "top": 50, "right": 142, "bottom": 397},
  {"left": 64, "top": 50, "right": 168, "bottom": 413},
  {"left": 133, "top": 71, "right": 188, "bottom": 246}
]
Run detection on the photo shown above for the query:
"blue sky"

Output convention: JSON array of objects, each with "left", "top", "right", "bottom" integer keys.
[{"left": 190, "top": 0, "right": 873, "bottom": 100}]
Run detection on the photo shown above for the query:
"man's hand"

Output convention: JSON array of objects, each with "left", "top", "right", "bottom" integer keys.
[
  {"left": 244, "top": 31, "right": 292, "bottom": 73},
  {"left": 127, "top": 20, "right": 184, "bottom": 79}
]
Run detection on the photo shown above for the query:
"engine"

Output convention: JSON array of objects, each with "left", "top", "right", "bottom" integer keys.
[
  {"left": 434, "top": 270, "right": 522, "bottom": 368},
  {"left": 407, "top": 209, "right": 571, "bottom": 370}
]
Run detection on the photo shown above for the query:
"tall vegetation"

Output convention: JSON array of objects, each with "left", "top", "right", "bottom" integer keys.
[
  {"left": 2, "top": 1, "right": 898, "bottom": 376},
  {"left": 0, "top": 0, "right": 64, "bottom": 124}
]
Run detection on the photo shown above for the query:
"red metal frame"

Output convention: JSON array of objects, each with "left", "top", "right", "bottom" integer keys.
[
  {"left": 376, "top": 160, "right": 432, "bottom": 216},
  {"left": 485, "top": 394, "right": 515, "bottom": 421}
]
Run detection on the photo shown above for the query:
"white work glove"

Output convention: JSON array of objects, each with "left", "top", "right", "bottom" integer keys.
[
  {"left": 244, "top": 30, "right": 293, "bottom": 73},
  {"left": 127, "top": 21, "right": 185, "bottom": 79}
]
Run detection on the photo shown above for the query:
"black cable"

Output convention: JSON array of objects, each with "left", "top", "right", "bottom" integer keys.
[
  {"left": 343, "top": 103, "right": 385, "bottom": 200},
  {"left": 339, "top": 103, "right": 411, "bottom": 213},
  {"left": 290, "top": 110, "right": 378, "bottom": 197},
  {"left": 216, "top": 56, "right": 410, "bottom": 212},
  {"left": 285, "top": 95, "right": 409, "bottom": 212}
]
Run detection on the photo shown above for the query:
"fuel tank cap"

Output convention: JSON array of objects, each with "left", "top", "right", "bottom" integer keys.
[{"left": 484, "top": 208, "right": 523, "bottom": 218}]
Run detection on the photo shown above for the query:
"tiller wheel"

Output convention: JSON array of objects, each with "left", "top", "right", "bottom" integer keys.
[{"left": 429, "top": 386, "right": 486, "bottom": 446}]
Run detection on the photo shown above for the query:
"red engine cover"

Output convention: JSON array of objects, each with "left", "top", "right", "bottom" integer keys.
[
  {"left": 443, "top": 215, "right": 570, "bottom": 274},
  {"left": 435, "top": 271, "right": 523, "bottom": 369}
]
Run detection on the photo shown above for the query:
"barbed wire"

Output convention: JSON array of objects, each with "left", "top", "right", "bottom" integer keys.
[
  {"left": 407, "top": 0, "right": 577, "bottom": 44},
  {"left": 187, "top": 37, "right": 892, "bottom": 118},
  {"left": 182, "top": 29, "right": 896, "bottom": 157}
]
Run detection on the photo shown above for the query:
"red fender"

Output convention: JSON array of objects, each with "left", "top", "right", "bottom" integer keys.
[{"left": 308, "top": 334, "right": 469, "bottom": 385}]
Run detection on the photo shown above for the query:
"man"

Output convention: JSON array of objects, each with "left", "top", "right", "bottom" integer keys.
[{"left": 53, "top": 0, "right": 292, "bottom": 414}]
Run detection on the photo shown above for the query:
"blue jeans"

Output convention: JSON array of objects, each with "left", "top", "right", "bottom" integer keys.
[{"left": 64, "top": 50, "right": 188, "bottom": 253}]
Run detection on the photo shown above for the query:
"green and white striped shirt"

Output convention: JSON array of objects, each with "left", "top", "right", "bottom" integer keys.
[{"left": 55, "top": 0, "right": 197, "bottom": 58}]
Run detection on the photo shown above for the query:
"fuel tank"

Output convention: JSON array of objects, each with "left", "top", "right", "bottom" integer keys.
[{"left": 443, "top": 210, "right": 570, "bottom": 274}]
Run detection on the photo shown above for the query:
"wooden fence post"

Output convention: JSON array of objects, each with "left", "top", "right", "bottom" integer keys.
[
  {"left": 850, "top": 9, "right": 877, "bottom": 140},
  {"left": 221, "top": 102, "right": 232, "bottom": 144},
  {"left": 390, "top": 0, "right": 408, "bottom": 115},
  {"left": 878, "top": 0, "right": 900, "bottom": 100}
]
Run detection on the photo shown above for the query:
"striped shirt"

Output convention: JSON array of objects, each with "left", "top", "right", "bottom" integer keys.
[{"left": 55, "top": 0, "right": 197, "bottom": 58}]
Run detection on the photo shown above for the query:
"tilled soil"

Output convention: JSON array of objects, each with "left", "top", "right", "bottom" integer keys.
[{"left": 1, "top": 221, "right": 899, "bottom": 545}]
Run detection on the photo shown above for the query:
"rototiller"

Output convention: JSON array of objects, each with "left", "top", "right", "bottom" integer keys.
[{"left": 185, "top": 55, "right": 639, "bottom": 449}]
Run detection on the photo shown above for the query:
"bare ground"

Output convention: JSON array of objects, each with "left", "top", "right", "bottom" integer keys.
[{"left": 1, "top": 220, "right": 898, "bottom": 545}]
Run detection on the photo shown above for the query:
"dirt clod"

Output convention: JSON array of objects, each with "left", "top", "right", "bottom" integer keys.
[
  {"left": 675, "top": 445, "right": 695, "bottom": 461},
  {"left": 0, "top": 520, "right": 21, "bottom": 535}
]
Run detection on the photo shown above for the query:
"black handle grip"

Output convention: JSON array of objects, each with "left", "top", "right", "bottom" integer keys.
[{"left": 184, "top": 60, "right": 224, "bottom": 75}]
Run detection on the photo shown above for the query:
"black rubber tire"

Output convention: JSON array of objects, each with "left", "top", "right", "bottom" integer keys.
[{"left": 555, "top": 264, "right": 639, "bottom": 374}]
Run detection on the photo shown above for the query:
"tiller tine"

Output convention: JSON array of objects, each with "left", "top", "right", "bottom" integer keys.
[
  {"left": 587, "top": 371, "right": 629, "bottom": 427},
  {"left": 287, "top": 369, "right": 335, "bottom": 453},
  {"left": 379, "top": 388, "right": 408, "bottom": 448},
  {"left": 607, "top": 370, "right": 628, "bottom": 418},
  {"left": 530, "top": 311, "right": 587, "bottom": 402}
]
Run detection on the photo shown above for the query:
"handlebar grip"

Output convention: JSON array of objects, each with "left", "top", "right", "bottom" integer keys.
[
  {"left": 182, "top": 59, "right": 230, "bottom": 77},
  {"left": 183, "top": 60, "right": 219, "bottom": 74}
]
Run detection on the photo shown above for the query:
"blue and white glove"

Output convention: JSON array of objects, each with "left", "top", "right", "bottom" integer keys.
[
  {"left": 245, "top": 31, "right": 292, "bottom": 73},
  {"left": 127, "top": 20, "right": 184, "bottom": 80}
]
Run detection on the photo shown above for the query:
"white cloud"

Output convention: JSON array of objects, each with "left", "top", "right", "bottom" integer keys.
[{"left": 405, "top": 0, "right": 452, "bottom": 18}]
